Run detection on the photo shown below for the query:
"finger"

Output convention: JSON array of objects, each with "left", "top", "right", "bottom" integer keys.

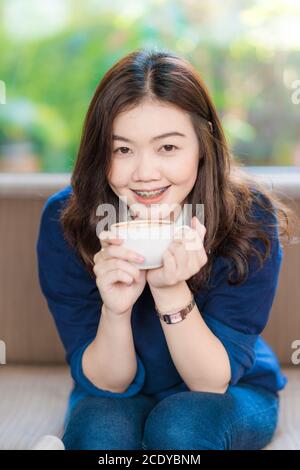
[
  {"left": 179, "top": 218, "right": 205, "bottom": 252},
  {"left": 103, "top": 269, "right": 134, "bottom": 287},
  {"left": 192, "top": 217, "right": 206, "bottom": 243},
  {"left": 168, "top": 240, "right": 188, "bottom": 271},
  {"left": 163, "top": 249, "right": 177, "bottom": 280},
  {"left": 173, "top": 226, "right": 201, "bottom": 253},
  {"left": 99, "top": 231, "right": 124, "bottom": 248},
  {"left": 173, "top": 226, "right": 193, "bottom": 242},
  {"left": 105, "top": 259, "right": 141, "bottom": 283},
  {"left": 101, "top": 245, "right": 145, "bottom": 264}
]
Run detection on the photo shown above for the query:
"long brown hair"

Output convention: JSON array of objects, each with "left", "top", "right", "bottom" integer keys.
[{"left": 60, "top": 48, "right": 298, "bottom": 294}]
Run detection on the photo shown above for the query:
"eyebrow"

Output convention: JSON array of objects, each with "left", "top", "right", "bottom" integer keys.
[{"left": 112, "top": 132, "right": 187, "bottom": 144}]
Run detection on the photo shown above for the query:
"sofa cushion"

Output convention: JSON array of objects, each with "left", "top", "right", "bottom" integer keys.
[
  {"left": 0, "top": 365, "right": 299, "bottom": 450},
  {"left": 0, "top": 365, "right": 72, "bottom": 450},
  {"left": 264, "top": 368, "right": 300, "bottom": 450}
]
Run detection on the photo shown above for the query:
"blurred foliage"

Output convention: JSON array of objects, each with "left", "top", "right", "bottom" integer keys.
[{"left": 0, "top": 0, "right": 300, "bottom": 171}]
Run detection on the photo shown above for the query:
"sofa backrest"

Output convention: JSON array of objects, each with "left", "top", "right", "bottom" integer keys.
[{"left": 0, "top": 173, "right": 299, "bottom": 365}]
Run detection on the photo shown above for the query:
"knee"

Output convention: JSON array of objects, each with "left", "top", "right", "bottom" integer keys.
[
  {"left": 63, "top": 396, "right": 143, "bottom": 450},
  {"left": 143, "top": 391, "right": 231, "bottom": 450}
]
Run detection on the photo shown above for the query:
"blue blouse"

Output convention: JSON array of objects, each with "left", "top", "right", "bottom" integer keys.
[{"left": 36, "top": 185, "right": 287, "bottom": 419}]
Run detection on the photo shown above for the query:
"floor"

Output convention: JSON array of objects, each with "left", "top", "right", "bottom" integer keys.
[{"left": 0, "top": 365, "right": 299, "bottom": 450}]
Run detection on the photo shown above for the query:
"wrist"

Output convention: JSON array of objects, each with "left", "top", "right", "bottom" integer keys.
[
  {"left": 102, "top": 304, "right": 132, "bottom": 321},
  {"left": 92, "top": 305, "right": 132, "bottom": 353},
  {"left": 149, "top": 281, "right": 191, "bottom": 312}
]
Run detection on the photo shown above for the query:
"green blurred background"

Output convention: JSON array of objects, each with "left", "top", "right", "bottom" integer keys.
[{"left": 0, "top": 0, "right": 300, "bottom": 173}]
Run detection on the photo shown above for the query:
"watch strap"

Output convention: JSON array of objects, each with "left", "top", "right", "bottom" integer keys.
[{"left": 155, "top": 294, "right": 195, "bottom": 324}]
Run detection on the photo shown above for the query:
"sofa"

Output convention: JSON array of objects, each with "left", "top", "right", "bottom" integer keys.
[{"left": 0, "top": 171, "right": 299, "bottom": 450}]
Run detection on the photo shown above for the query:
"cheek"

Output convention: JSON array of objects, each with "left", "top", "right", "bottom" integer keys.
[
  {"left": 167, "top": 159, "right": 198, "bottom": 185},
  {"left": 108, "top": 161, "right": 131, "bottom": 187}
]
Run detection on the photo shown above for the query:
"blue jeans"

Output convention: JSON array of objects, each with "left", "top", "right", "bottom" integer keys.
[{"left": 62, "top": 384, "right": 279, "bottom": 450}]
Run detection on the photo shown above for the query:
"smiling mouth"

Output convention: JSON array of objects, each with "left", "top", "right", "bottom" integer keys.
[{"left": 131, "top": 186, "right": 171, "bottom": 199}]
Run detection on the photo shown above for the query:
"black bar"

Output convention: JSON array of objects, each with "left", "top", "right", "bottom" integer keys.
[{"left": 0, "top": 449, "right": 298, "bottom": 466}]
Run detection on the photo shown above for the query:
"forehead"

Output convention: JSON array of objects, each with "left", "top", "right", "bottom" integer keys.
[{"left": 112, "top": 101, "right": 193, "bottom": 137}]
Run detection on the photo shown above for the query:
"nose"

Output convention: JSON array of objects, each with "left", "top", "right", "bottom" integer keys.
[{"left": 132, "top": 152, "right": 161, "bottom": 181}]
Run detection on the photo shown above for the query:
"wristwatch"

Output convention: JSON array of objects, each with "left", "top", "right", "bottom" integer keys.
[{"left": 155, "top": 292, "right": 195, "bottom": 324}]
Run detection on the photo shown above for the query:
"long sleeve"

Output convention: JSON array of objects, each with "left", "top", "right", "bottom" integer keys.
[
  {"left": 36, "top": 187, "right": 145, "bottom": 397},
  {"left": 195, "top": 192, "right": 283, "bottom": 386}
]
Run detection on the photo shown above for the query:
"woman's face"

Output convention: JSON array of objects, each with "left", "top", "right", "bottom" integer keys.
[{"left": 108, "top": 99, "right": 200, "bottom": 221}]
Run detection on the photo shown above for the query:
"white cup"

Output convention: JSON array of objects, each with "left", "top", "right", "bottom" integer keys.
[
  {"left": 110, "top": 219, "right": 191, "bottom": 270},
  {"left": 31, "top": 435, "right": 65, "bottom": 450}
]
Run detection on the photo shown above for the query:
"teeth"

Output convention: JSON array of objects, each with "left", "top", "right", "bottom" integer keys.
[{"left": 135, "top": 187, "right": 167, "bottom": 198}]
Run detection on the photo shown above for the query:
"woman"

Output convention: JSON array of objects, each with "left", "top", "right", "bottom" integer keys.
[{"left": 36, "top": 48, "right": 296, "bottom": 450}]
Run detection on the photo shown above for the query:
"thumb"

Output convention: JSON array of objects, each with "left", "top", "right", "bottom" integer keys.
[{"left": 192, "top": 217, "right": 206, "bottom": 242}]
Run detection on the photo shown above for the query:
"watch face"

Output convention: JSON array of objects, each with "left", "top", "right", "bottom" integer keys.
[
  {"left": 158, "top": 294, "right": 195, "bottom": 324},
  {"left": 163, "top": 312, "right": 183, "bottom": 324}
]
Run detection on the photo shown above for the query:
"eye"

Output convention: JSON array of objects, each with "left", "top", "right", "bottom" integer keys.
[
  {"left": 160, "top": 144, "right": 178, "bottom": 152},
  {"left": 113, "top": 147, "right": 131, "bottom": 155}
]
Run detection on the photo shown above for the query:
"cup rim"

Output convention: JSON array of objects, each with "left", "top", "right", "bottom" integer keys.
[{"left": 111, "top": 219, "right": 173, "bottom": 229}]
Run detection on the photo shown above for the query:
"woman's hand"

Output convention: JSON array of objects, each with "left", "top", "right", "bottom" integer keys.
[
  {"left": 93, "top": 231, "right": 147, "bottom": 316},
  {"left": 146, "top": 217, "right": 207, "bottom": 289}
]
